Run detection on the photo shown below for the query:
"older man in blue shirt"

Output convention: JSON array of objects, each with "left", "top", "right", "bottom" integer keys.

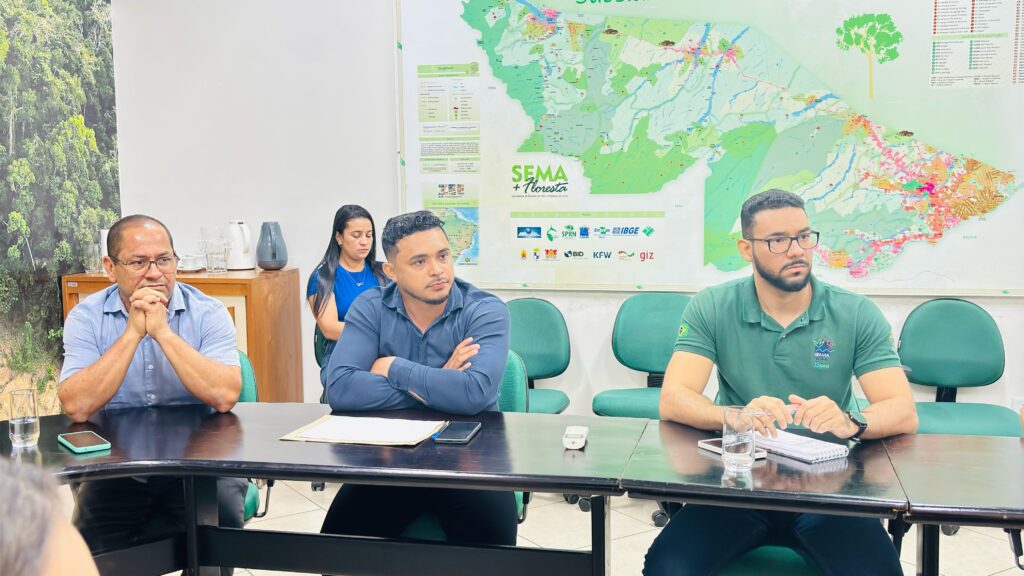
[
  {"left": 59, "top": 214, "right": 245, "bottom": 564},
  {"left": 320, "top": 210, "right": 517, "bottom": 545}
]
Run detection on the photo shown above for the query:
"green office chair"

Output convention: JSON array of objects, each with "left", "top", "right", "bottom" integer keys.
[
  {"left": 238, "top": 350, "right": 273, "bottom": 522},
  {"left": 507, "top": 298, "right": 571, "bottom": 415},
  {"left": 895, "top": 298, "right": 1021, "bottom": 541},
  {"left": 592, "top": 292, "right": 691, "bottom": 420},
  {"left": 398, "top": 350, "right": 532, "bottom": 541},
  {"left": 499, "top": 350, "right": 531, "bottom": 523},
  {"left": 314, "top": 325, "right": 330, "bottom": 403},
  {"left": 898, "top": 298, "right": 1021, "bottom": 437},
  {"left": 719, "top": 546, "right": 818, "bottom": 575},
  {"left": 591, "top": 293, "right": 690, "bottom": 526}
]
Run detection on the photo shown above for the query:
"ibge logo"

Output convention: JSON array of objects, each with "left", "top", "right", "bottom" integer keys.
[{"left": 511, "top": 164, "right": 569, "bottom": 197}]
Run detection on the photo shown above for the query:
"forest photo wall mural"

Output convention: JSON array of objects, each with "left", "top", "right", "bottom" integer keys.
[{"left": 1, "top": 0, "right": 119, "bottom": 417}]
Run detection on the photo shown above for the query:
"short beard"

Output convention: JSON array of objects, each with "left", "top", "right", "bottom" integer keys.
[
  {"left": 753, "top": 254, "right": 811, "bottom": 293},
  {"left": 400, "top": 284, "right": 449, "bottom": 306}
]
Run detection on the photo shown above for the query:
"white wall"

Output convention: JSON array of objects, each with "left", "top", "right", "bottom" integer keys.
[
  {"left": 112, "top": 0, "right": 1024, "bottom": 414},
  {"left": 112, "top": 0, "right": 400, "bottom": 402}
]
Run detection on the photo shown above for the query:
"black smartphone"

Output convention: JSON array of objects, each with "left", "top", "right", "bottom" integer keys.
[{"left": 434, "top": 421, "right": 482, "bottom": 444}]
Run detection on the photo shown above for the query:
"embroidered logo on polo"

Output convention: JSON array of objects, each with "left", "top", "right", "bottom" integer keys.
[
  {"left": 812, "top": 337, "right": 834, "bottom": 369},
  {"left": 678, "top": 323, "right": 688, "bottom": 338}
]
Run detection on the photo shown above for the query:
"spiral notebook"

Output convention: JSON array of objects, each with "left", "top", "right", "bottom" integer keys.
[{"left": 754, "top": 429, "right": 849, "bottom": 463}]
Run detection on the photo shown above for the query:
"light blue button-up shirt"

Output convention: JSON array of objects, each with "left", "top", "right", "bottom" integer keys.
[{"left": 60, "top": 283, "right": 240, "bottom": 412}]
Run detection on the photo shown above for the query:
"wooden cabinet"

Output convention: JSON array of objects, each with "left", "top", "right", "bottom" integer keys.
[{"left": 61, "top": 268, "right": 303, "bottom": 402}]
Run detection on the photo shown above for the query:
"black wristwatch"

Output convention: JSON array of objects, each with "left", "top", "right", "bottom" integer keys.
[{"left": 847, "top": 411, "right": 868, "bottom": 441}]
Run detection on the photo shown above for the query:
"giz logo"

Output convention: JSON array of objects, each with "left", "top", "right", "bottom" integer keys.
[{"left": 639, "top": 251, "right": 655, "bottom": 262}]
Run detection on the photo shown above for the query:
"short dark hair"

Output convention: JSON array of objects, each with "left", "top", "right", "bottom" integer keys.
[
  {"left": 381, "top": 210, "right": 446, "bottom": 260},
  {"left": 107, "top": 214, "right": 175, "bottom": 259},
  {"left": 740, "top": 189, "right": 805, "bottom": 238}
]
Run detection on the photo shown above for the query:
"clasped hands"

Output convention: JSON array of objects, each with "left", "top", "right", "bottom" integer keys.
[
  {"left": 745, "top": 394, "right": 858, "bottom": 439},
  {"left": 126, "top": 287, "right": 172, "bottom": 340},
  {"left": 369, "top": 337, "right": 480, "bottom": 378}
]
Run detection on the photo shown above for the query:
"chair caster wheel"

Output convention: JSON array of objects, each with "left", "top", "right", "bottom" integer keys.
[
  {"left": 941, "top": 524, "right": 960, "bottom": 536},
  {"left": 564, "top": 493, "right": 580, "bottom": 505},
  {"left": 311, "top": 482, "right": 325, "bottom": 492},
  {"left": 577, "top": 497, "right": 591, "bottom": 513},
  {"left": 652, "top": 511, "right": 670, "bottom": 528}
]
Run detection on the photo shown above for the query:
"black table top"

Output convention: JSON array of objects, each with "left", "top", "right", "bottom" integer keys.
[
  {"left": 884, "top": 433, "right": 1024, "bottom": 527},
  {"left": 1, "top": 403, "right": 648, "bottom": 495},
  {"left": 619, "top": 420, "right": 908, "bottom": 518}
]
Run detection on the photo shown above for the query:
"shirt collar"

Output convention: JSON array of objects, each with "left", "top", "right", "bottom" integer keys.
[
  {"left": 740, "top": 276, "right": 761, "bottom": 324},
  {"left": 381, "top": 278, "right": 466, "bottom": 321},
  {"left": 807, "top": 275, "right": 826, "bottom": 322},
  {"left": 740, "top": 274, "right": 824, "bottom": 323}
]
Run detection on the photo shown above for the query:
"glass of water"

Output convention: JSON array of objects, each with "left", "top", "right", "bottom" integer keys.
[
  {"left": 722, "top": 406, "right": 759, "bottom": 470},
  {"left": 8, "top": 389, "right": 40, "bottom": 449},
  {"left": 201, "top": 239, "right": 228, "bottom": 274}
]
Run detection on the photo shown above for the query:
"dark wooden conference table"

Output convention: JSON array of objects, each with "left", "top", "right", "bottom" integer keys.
[
  {"left": 621, "top": 420, "right": 908, "bottom": 519},
  {"left": 4, "top": 403, "right": 1023, "bottom": 576},
  {"left": 884, "top": 434, "right": 1024, "bottom": 576},
  {"left": 0, "top": 403, "right": 647, "bottom": 576}
]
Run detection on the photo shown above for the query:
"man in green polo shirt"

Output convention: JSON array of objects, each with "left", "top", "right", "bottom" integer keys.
[{"left": 644, "top": 189, "right": 917, "bottom": 576}]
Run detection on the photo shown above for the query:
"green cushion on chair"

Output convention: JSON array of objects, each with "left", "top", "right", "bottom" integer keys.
[
  {"left": 528, "top": 388, "right": 569, "bottom": 414},
  {"left": 592, "top": 388, "right": 661, "bottom": 419},
  {"left": 508, "top": 298, "right": 571, "bottom": 380},
  {"left": 718, "top": 545, "right": 819, "bottom": 576},
  {"left": 915, "top": 401, "right": 1022, "bottom": 436},
  {"left": 244, "top": 482, "right": 260, "bottom": 521},
  {"left": 400, "top": 513, "right": 447, "bottom": 541}
]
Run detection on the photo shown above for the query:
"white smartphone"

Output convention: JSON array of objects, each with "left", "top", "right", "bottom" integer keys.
[{"left": 697, "top": 438, "right": 767, "bottom": 459}]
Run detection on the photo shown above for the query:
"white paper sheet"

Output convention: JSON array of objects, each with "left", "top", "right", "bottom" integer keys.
[{"left": 281, "top": 415, "right": 447, "bottom": 446}]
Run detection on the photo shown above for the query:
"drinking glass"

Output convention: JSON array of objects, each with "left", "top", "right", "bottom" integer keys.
[
  {"left": 85, "top": 243, "right": 103, "bottom": 273},
  {"left": 8, "top": 389, "right": 40, "bottom": 449},
  {"left": 722, "top": 406, "right": 759, "bottom": 470}
]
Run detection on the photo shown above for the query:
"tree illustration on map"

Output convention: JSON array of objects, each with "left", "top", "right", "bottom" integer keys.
[
  {"left": 460, "top": 0, "right": 1018, "bottom": 278},
  {"left": 835, "top": 13, "right": 903, "bottom": 99}
]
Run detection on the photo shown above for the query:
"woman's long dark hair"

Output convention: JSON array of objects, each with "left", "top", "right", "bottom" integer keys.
[{"left": 312, "top": 205, "right": 386, "bottom": 318}]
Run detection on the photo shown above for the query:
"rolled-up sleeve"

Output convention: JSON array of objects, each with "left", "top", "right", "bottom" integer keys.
[
  {"left": 60, "top": 307, "right": 101, "bottom": 382},
  {"left": 198, "top": 303, "right": 240, "bottom": 367},
  {"left": 387, "top": 298, "right": 509, "bottom": 415}
]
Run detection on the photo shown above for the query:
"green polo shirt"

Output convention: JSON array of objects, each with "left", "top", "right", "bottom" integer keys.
[{"left": 675, "top": 275, "right": 901, "bottom": 409}]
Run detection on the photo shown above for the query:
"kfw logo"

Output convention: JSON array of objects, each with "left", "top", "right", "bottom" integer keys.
[{"left": 592, "top": 251, "right": 611, "bottom": 259}]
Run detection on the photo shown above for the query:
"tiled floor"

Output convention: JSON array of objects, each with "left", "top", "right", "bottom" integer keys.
[{"left": 59, "top": 482, "right": 1019, "bottom": 575}]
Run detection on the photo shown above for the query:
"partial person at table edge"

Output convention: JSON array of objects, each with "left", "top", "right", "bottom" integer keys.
[
  {"left": 320, "top": 209, "right": 517, "bottom": 546},
  {"left": 0, "top": 458, "right": 99, "bottom": 576},
  {"left": 56, "top": 214, "right": 246, "bottom": 570},
  {"left": 646, "top": 189, "right": 918, "bottom": 576}
]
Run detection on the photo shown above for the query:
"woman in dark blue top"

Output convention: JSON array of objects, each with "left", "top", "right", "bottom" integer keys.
[{"left": 308, "top": 205, "right": 388, "bottom": 369}]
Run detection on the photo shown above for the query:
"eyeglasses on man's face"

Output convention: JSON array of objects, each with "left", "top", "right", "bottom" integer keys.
[
  {"left": 114, "top": 255, "right": 179, "bottom": 272},
  {"left": 744, "top": 231, "right": 820, "bottom": 254}
]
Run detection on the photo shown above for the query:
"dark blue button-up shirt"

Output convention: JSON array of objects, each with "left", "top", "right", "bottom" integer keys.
[{"left": 323, "top": 278, "right": 510, "bottom": 415}]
